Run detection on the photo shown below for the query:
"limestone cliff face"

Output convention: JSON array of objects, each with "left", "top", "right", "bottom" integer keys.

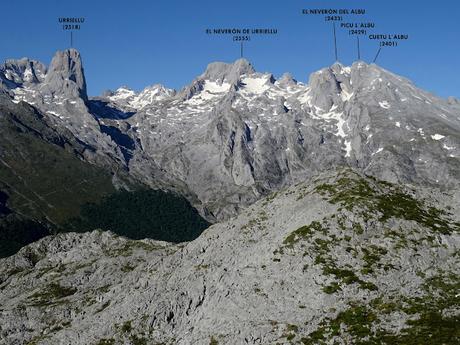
[
  {"left": 44, "top": 49, "right": 87, "bottom": 101},
  {"left": 123, "top": 60, "right": 460, "bottom": 220},
  {"left": 1, "top": 170, "right": 458, "bottom": 344}
]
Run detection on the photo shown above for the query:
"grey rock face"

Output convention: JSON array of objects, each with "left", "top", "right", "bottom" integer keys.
[
  {"left": 178, "top": 59, "right": 255, "bottom": 101},
  {"left": 117, "top": 60, "right": 460, "bottom": 220},
  {"left": 202, "top": 58, "right": 255, "bottom": 84},
  {"left": 43, "top": 49, "right": 87, "bottom": 101},
  {"left": 0, "top": 58, "right": 47, "bottom": 85},
  {"left": 0, "top": 170, "right": 458, "bottom": 344}
]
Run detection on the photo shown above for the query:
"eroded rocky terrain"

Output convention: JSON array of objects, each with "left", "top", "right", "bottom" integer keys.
[{"left": 1, "top": 170, "right": 458, "bottom": 344}]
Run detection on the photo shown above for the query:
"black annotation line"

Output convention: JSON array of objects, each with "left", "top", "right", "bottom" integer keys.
[
  {"left": 333, "top": 22, "right": 338, "bottom": 61},
  {"left": 357, "top": 36, "right": 361, "bottom": 60},
  {"left": 59, "top": 17, "right": 84, "bottom": 48},
  {"left": 373, "top": 47, "right": 382, "bottom": 63}
]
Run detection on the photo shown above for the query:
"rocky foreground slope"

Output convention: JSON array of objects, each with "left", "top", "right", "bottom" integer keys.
[{"left": 1, "top": 169, "right": 458, "bottom": 345}]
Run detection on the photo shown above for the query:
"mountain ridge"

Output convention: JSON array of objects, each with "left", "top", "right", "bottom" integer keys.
[{"left": 1, "top": 49, "right": 459, "bottom": 221}]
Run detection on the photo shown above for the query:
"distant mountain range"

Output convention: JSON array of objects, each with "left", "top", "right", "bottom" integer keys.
[{"left": 1, "top": 49, "right": 459, "bottom": 223}]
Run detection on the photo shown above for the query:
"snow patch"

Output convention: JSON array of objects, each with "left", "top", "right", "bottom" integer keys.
[
  {"left": 109, "top": 87, "right": 136, "bottom": 101},
  {"left": 443, "top": 144, "right": 455, "bottom": 150},
  {"left": 319, "top": 111, "right": 347, "bottom": 138},
  {"left": 372, "top": 148, "right": 384, "bottom": 156},
  {"left": 431, "top": 134, "right": 445, "bottom": 141},
  {"left": 379, "top": 101, "right": 390, "bottom": 109},
  {"left": 340, "top": 89, "right": 354, "bottom": 102},
  {"left": 23, "top": 67, "right": 33, "bottom": 82},
  {"left": 299, "top": 89, "right": 312, "bottom": 105},
  {"left": 344, "top": 140, "right": 352, "bottom": 157},
  {"left": 241, "top": 76, "right": 271, "bottom": 94},
  {"left": 202, "top": 81, "right": 231, "bottom": 99},
  {"left": 46, "top": 110, "right": 62, "bottom": 118},
  {"left": 185, "top": 81, "right": 231, "bottom": 105}
]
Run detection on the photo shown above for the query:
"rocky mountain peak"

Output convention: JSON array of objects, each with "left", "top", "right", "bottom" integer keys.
[
  {"left": 201, "top": 58, "right": 255, "bottom": 84},
  {"left": 447, "top": 96, "right": 459, "bottom": 103},
  {"left": 1, "top": 49, "right": 459, "bottom": 223},
  {"left": 108, "top": 86, "right": 136, "bottom": 102},
  {"left": 178, "top": 59, "right": 257, "bottom": 101},
  {"left": 348, "top": 61, "right": 405, "bottom": 89},
  {"left": 136, "top": 84, "right": 176, "bottom": 103},
  {"left": 105, "top": 84, "right": 176, "bottom": 110},
  {"left": 307, "top": 66, "right": 344, "bottom": 110},
  {"left": 277, "top": 72, "right": 297, "bottom": 86},
  {"left": 44, "top": 48, "right": 88, "bottom": 101},
  {"left": 0, "top": 58, "right": 47, "bottom": 86}
]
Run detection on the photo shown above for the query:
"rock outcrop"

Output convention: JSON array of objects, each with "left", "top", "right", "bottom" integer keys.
[{"left": 0, "top": 169, "right": 458, "bottom": 344}]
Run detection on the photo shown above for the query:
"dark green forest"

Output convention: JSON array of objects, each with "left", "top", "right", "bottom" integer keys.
[
  {"left": 0, "top": 215, "right": 50, "bottom": 258},
  {"left": 0, "top": 189, "right": 210, "bottom": 258},
  {"left": 65, "top": 189, "right": 210, "bottom": 243}
]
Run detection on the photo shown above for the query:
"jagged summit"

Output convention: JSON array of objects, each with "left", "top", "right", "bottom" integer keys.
[
  {"left": 330, "top": 60, "right": 346, "bottom": 69},
  {"left": 0, "top": 57, "right": 47, "bottom": 89},
  {"left": 97, "top": 56, "right": 459, "bottom": 221},
  {"left": 448, "top": 96, "right": 460, "bottom": 105},
  {"left": 0, "top": 48, "right": 88, "bottom": 103},
  {"left": 44, "top": 48, "right": 88, "bottom": 101},
  {"left": 201, "top": 58, "right": 256, "bottom": 84},
  {"left": 177, "top": 58, "right": 255, "bottom": 101},
  {"left": 105, "top": 84, "right": 176, "bottom": 110}
]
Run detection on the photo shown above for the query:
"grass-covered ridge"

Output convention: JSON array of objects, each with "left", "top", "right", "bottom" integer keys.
[
  {"left": 278, "top": 217, "right": 379, "bottom": 293},
  {"left": 315, "top": 171, "right": 460, "bottom": 235},
  {"left": 277, "top": 171, "right": 460, "bottom": 344},
  {"left": 301, "top": 272, "right": 460, "bottom": 344}
]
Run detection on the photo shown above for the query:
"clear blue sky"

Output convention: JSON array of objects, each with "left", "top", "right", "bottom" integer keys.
[{"left": 1, "top": 0, "right": 459, "bottom": 98}]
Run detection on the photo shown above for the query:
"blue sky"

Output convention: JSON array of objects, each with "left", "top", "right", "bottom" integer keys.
[{"left": 1, "top": 0, "right": 459, "bottom": 98}]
